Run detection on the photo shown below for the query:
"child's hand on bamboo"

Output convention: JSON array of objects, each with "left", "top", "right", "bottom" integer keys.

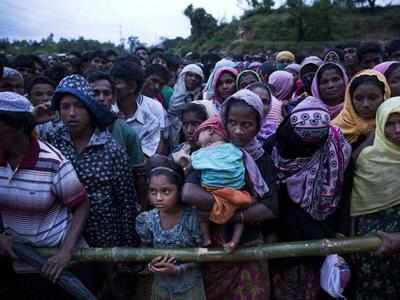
[{"left": 148, "top": 255, "right": 178, "bottom": 275}]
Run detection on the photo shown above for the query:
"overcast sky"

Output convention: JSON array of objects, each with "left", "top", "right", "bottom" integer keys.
[{"left": 0, "top": 0, "right": 247, "bottom": 45}]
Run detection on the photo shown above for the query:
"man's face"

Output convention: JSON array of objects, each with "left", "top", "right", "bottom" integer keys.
[
  {"left": 360, "top": 52, "right": 383, "bottom": 70},
  {"left": 90, "top": 56, "right": 107, "bottom": 71},
  {"left": 142, "top": 74, "right": 165, "bottom": 98},
  {"left": 91, "top": 79, "right": 114, "bottom": 110},
  {"left": 344, "top": 47, "right": 358, "bottom": 67}
]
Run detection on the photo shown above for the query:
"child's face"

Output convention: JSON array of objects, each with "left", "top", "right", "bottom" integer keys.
[
  {"left": 197, "top": 128, "right": 214, "bottom": 148},
  {"left": 149, "top": 175, "right": 179, "bottom": 212}
]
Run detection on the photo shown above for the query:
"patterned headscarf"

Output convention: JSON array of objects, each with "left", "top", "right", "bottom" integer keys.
[
  {"left": 52, "top": 74, "right": 116, "bottom": 129},
  {"left": 272, "top": 96, "right": 352, "bottom": 220},
  {"left": 331, "top": 69, "right": 391, "bottom": 144},
  {"left": 221, "top": 89, "right": 270, "bottom": 197}
]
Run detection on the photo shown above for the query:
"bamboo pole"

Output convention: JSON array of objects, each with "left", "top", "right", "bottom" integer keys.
[{"left": 37, "top": 235, "right": 382, "bottom": 262}]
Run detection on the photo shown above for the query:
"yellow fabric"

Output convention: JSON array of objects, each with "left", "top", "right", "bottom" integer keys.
[
  {"left": 276, "top": 51, "right": 295, "bottom": 62},
  {"left": 351, "top": 97, "right": 400, "bottom": 216},
  {"left": 331, "top": 70, "right": 391, "bottom": 144}
]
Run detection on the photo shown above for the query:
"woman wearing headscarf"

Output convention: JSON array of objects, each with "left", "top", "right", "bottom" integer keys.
[
  {"left": 350, "top": 97, "right": 400, "bottom": 300},
  {"left": 266, "top": 96, "right": 352, "bottom": 300},
  {"left": 374, "top": 61, "right": 400, "bottom": 97},
  {"left": 46, "top": 75, "right": 140, "bottom": 297},
  {"left": 247, "top": 82, "right": 282, "bottom": 144},
  {"left": 210, "top": 66, "right": 238, "bottom": 111},
  {"left": 203, "top": 58, "right": 237, "bottom": 100},
  {"left": 183, "top": 89, "right": 279, "bottom": 300},
  {"left": 323, "top": 48, "right": 344, "bottom": 65},
  {"left": 268, "top": 70, "right": 295, "bottom": 103},
  {"left": 275, "top": 51, "right": 295, "bottom": 70},
  {"left": 168, "top": 64, "right": 205, "bottom": 148},
  {"left": 332, "top": 69, "right": 391, "bottom": 147},
  {"left": 311, "top": 62, "right": 349, "bottom": 119},
  {"left": 236, "top": 69, "right": 262, "bottom": 90}
]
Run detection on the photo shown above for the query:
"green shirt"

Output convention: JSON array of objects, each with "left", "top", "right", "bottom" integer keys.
[{"left": 111, "top": 119, "right": 144, "bottom": 166}]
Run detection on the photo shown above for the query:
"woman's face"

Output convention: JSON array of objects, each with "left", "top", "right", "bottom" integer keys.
[
  {"left": 387, "top": 65, "right": 400, "bottom": 97},
  {"left": 251, "top": 87, "right": 270, "bottom": 115},
  {"left": 182, "top": 111, "right": 205, "bottom": 146},
  {"left": 238, "top": 73, "right": 258, "bottom": 90},
  {"left": 184, "top": 72, "right": 202, "bottom": 91},
  {"left": 149, "top": 174, "right": 179, "bottom": 213},
  {"left": 217, "top": 72, "right": 236, "bottom": 101},
  {"left": 318, "top": 68, "right": 346, "bottom": 105},
  {"left": 352, "top": 83, "right": 384, "bottom": 120},
  {"left": 226, "top": 101, "right": 259, "bottom": 147},
  {"left": 384, "top": 112, "right": 400, "bottom": 146}
]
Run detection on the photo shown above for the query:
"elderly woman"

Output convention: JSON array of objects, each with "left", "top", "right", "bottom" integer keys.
[
  {"left": 168, "top": 64, "right": 205, "bottom": 148},
  {"left": 0, "top": 92, "right": 89, "bottom": 299},
  {"left": 332, "top": 69, "right": 391, "bottom": 147},
  {"left": 350, "top": 97, "right": 400, "bottom": 299},
  {"left": 266, "top": 96, "right": 352, "bottom": 300},
  {"left": 183, "top": 89, "right": 279, "bottom": 300}
]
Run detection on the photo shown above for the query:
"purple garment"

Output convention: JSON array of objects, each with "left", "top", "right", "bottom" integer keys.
[
  {"left": 268, "top": 70, "right": 294, "bottom": 102},
  {"left": 374, "top": 61, "right": 400, "bottom": 76},
  {"left": 211, "top": 67, "right": 239, "bottom": 109},
  {"left": 272, "top": 96, "right": 352, "bottom": 220},
  {"left": 311, "top": 63, "right": 349, "bottom": 119},
  {"left": 221, "top": 89, "right": 270, "bottom": 198}
]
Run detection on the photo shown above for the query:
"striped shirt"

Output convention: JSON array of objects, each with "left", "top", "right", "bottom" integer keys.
[{"left": 0, "top": 138, "right": 86, "bottom": 247}]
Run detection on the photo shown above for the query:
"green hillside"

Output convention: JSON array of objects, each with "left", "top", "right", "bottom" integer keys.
[{"left": 166, "top": 5, "right": 400, "bottom": 54}]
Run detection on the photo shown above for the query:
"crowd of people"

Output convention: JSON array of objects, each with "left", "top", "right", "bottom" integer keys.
[{"left": 1, "top": 39, "right": 400, "bottom": 299}]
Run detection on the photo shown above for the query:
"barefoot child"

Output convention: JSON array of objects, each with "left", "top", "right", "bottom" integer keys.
[
  {"left": 135, "top": 156, "right": 206, "bottom": 300},
  {"left": 191, "top": 116, "right": 254, "bottom": 252}
]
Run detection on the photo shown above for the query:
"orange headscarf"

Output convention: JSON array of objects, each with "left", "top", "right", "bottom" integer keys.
[{"left": 331, "top": 70, "right": 391, "bottom": 144}]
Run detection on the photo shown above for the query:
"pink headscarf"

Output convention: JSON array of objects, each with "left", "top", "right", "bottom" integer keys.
[
  {"left": 268, "top": 70, "right": 294, "bottom": 102},
  {"left": 211, "top": 67, "right": 239, "bottom": 109},
  {"left": 374, "top": 61, "right": 400, "bottom": 76},
  {"left": 311, "top": 62, "right": 349, "bottom": 119}
]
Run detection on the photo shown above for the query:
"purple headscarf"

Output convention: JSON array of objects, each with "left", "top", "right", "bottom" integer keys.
[
  {"left": 211, "top": 66, "right": 239, "bottom": 109},
  {"left": 311, "top": 62, "right": 349, "bottom": 119},
  {"left": 268, "top": 70, "right": 294, "bottom": 102},
  {"left": 221, "top": 89, "right": 270, "bottom": 198},
  {"left": 272, "top": 96, "right": 351, "bottom": 220},
  {"left": 374, "top": 61, "right": 400, "bottom": 76}
]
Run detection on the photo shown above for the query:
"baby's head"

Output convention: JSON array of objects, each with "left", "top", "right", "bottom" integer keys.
[{"left": 195, "top": 115, "right": 227, "bottom": 148}]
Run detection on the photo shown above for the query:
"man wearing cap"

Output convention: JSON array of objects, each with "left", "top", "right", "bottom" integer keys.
[{"left": 0, "top": 91, "right": 89, "bottom": 298}]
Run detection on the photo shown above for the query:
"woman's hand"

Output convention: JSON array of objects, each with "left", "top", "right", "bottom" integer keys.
[
  {"left": 148, "top": 255, "right": 178, "bottom": 275},
  {"left": 41, "top": 248, "right": 72, "bottom": 283},
  {"left": 376, "top": 231, "right": 400, "bottom": 256},
  {"left": 0, "top": 234, "right": 16, "bottom": 259}
]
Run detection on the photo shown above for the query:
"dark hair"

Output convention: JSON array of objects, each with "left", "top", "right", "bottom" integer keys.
[
  {"left": 145, "top": 155, "right": 184, "bottom": 188},
  {"left": 349, "top": 74, "right": 385, "bottom": 99},
  {"left": 317, "top": 63, "right": 344, "bottom": 83},
  {"left": 0, "top": 111, "right": 35, "bottom": 135},
  {"left": 114, "top": 55, "right": 142, "bottom": 66},
  {"left": 43, "top": 64, "right": 69, "bottom": 86},
  {"left": 105, "top": 49, "right": 118, "bottom": 58},
  {"left": 110, "top": 61, "right": 145, "bottom": 94},
  {"left": 68, "top": 51, "right": 81, "bottom": 59},
  {"left": 164, "top": 54, "right": 181, "bottom": 72},
  {"left": 357, "top": 42, "right": 384, "bottom": 62},
  {"left": 135, "top": 46, "right": 148, "bottom": 54},
  {"left": 12, "top": 55, "right": 36, "bottom": 71},
  {"left": 386, "top": 39, "right": 400, "bottom": 57},
  {"left": 27, "top": 76, "right": 56, "bottom": 95},
  {"left": 145, "top": 64, "right": 170, "bottom": 83},
  {"left": 246, "top": 82, "right": 272, "bottom": 98},
  {"left": 225, "top": 98, "right": 261, "bottom": 131},
  {"left": 87, "top": 71, "right": 114, "bottom": 92},
  {"left": 258, "top": 63, "right": 276, "bottom": 81},
  {"left": 89, "top": 50, "right": 106, "bottom": 61},
  {"left": 181, "top": 102, "right": 208, "bottom": 122}
]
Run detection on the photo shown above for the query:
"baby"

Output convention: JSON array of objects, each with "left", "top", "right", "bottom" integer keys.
[{"left": 190, "top": 116, "right": 253, "bottom": 252}]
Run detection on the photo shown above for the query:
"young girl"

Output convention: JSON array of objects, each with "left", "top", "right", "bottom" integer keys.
[{"left": 135, "top": 156, "right": 206, "bottom": 300}]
